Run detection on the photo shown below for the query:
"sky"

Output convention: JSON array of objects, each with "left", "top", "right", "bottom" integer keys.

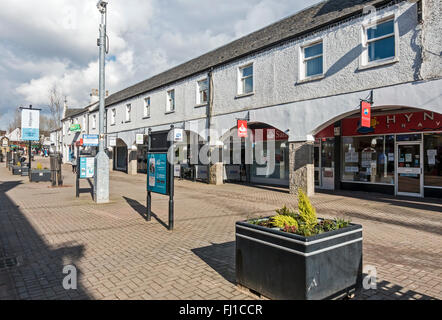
[{"left": 0, "top": 0, "right": 320, "bottom": 129}]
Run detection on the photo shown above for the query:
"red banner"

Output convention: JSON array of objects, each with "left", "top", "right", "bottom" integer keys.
[
  {"left": 360, "top": 101, "right": 371, "bottom": 128},
  {"left": 237, "top": 120, "right": 248, "bottom": 138},
  {"left": 342, "top": 111, "right": 442, "bottom": 136}
]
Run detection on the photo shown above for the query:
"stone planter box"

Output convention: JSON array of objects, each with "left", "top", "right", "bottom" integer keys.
[
  {"left": 21, "top": 166, "right": 29, "bottom": 176},
  {"left": 30, "top": 169, "right": 51, "bottom": 182},
  {"left": 12, "top": 165, "right": 23, "bottom": 175},
  {"left": 235, "top": 220, "right": 363, "bottom": 300}
]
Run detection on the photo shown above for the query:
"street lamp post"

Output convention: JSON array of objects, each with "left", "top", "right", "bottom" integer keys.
[{"left": 94, "top": 0, "right": 110, "bottom": 204}]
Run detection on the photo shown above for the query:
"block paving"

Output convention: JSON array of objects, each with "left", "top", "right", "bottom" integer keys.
[{"left": 0, "top": 157, "right": 441, "bottom": 300}]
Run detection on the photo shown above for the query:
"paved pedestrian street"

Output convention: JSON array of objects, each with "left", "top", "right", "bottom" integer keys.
[{"left": 0, "top": 159, "right": 441, "bottom": 300}]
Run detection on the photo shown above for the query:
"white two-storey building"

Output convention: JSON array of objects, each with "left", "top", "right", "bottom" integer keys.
[{"left": 67, "top": 0, "right": 442, "bottom": 198}]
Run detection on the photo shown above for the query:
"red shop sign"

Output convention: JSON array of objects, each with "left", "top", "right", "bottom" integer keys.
[
  {"left": 237, "top": 120, "right": 248, "bottom": 138},
  {"left": 360, "top": 101, "right": 371, "bottom": 128},
  {"left": 342, "top": 111, "right": 442, "bottom": 136}
]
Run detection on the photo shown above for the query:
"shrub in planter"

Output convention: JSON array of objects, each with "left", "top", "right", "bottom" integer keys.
[
  {"left": 236, "top": 189, "right": 362, "bottom": 300},
  {"left": 30, "top": 163, "right": 51, "bottom": 182}
]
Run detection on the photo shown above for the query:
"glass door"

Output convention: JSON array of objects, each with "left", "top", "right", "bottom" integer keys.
[{"left": 396, "top": 142, "right": 423, "bottom": 197}]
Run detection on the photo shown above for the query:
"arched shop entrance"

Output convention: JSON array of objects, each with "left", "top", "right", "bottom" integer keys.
[
  {"left": 313, "top": 107, "right": 442, "bottom": 198},
  {"left": 114, "top": 138, "right": 128, "bottom": 173},
  {"left": 222, "top": 122, "right": 290, "bottom": 187}
]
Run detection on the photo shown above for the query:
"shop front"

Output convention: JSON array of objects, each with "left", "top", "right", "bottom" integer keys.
[
  {"left": 223, "top": 123, "right": 290, "bottom": 187},
  {"left": 315, "top": 109, "right": 442, "bottom": 198}
]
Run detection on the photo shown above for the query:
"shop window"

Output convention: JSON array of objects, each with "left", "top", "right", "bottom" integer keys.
[
  {"left": 424, "top": 133, "right": 442, "bottom": 187},
  {"left": 341, "top": 135, "right": 395, "bottom": 184}
]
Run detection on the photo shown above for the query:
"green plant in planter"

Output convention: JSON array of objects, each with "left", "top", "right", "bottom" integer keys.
[
  {"left": 275, "top": 205, "right": 297, "bottom": 219},
  {"left": 270, "top": 215, "right": 298, "bottom": 229},
  {"left": 36, "top": 162, "right": 43, "bottom": 170},
  {"left": 297, "top": 189, "right": 317, "bottom": 235}
]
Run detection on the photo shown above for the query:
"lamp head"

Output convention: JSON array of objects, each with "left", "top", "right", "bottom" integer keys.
[{"left": 97, "top": 0, "right": 108, "bottom": 13}]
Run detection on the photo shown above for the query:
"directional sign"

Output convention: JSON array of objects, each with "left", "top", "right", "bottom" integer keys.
[
  {"left": 238, "top": 120, "right": 248, "bottom": 138},
  {"left": 83, "top": 134, "right": 99, "bottom": 147}
]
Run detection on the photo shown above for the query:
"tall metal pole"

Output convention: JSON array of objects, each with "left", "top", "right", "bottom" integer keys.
[{"left": 94, "top": 1, "right": 110, "bottom": 204}]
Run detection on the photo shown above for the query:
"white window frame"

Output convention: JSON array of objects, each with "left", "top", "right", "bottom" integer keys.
[
  {"left": 360, "top": 15, "right": 398, "bottom": 68},
  {"left": 197, "top": 79, "right": 209, "bottom": 105},
  {"left": 237, "top": 63, "right": 254, "bottom": 96},
  {"left": 125, "top": 104, "right": 131, "bottom": 122},
  {"left": 111, "top": 108, "right": 116, "bottom": 126},
  {"left": 166, "top": 89, "right": 175, "bottom": 113},
  {"left": 92, "top": 114, "right": 97, "bottom": 129},
  {"left": 300, "top": 39, "right": 324, "bottom": 81},
  {"left": 82, "top": 115, "right": 86, "bottom": 132},
  {"left": 144, "top": 97, "right": 151, "bottom": 118}
]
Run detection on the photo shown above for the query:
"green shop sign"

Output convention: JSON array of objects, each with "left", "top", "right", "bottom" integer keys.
[{"left": 70, "top": 124, "right": 81, "bottom": 132}]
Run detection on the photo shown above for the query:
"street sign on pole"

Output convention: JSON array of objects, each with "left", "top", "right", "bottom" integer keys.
[
  {"left": 21, "top": 108, "right": 40, "bottom": 141},
  {"left": 83, "top": 134, "right": 99, "bottom": 147}
]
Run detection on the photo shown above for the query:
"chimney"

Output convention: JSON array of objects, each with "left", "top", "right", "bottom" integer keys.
[
  {"left": 63, "top": 96, "right": 68, "bottom": 118},
  {"left": 90, "top": 89, "right": 99, "bottom": 104}
]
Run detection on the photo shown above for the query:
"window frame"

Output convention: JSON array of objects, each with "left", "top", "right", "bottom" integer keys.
[
  {"left": 299, "top": 39, "right": 324, "bottom": 81},
  {"left": 125, "top": 104, "right": 131, "bottom": 122},
  {"left": 110, "top": 108, "right": 116, "bottom": 126},
  {"left": 197, "top": 79, "right": 209, "bottom": 106},
  {"left": 237, "top": 63, "right": 254, "bottom": 96},
  {"left": 360, "top": 15, "right": 398, "bottom": 68},
  {"left": 166, "top": 89, "right": 175, "bottom": 113},
  {"left": 92, "top": 114, "right": 97, "bottom": 130},
  {"left": 144, "top": 97, "right": 151, "bottom": 118}
]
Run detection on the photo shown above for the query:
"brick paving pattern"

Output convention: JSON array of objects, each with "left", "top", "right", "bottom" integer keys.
[{"left": 0, "top": 157, "right": 441, "bottom": 300}]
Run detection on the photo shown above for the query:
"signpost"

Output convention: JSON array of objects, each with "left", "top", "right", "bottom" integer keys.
[
  {"left": 146, "top": 126, "right": 175, "bottom": 230},
  {"left": 20, "top": 105, "right": 40, "bottom": 174}
]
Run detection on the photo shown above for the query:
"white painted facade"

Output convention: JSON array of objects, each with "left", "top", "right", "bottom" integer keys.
[{"left": 104, "top": 1, "right": 442, "bottom": 145}]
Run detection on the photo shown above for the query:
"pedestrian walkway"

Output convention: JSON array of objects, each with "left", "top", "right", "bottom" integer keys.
[{"left": 0, "top": 162, "right": 441, "bottom": 300}]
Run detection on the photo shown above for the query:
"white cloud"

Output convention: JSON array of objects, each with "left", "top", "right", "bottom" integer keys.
[{"left": 0, "top": 0, "right": 320, "bottom": 128}]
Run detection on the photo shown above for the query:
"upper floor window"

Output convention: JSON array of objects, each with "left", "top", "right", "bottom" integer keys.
[
  {"left": 144, "top": 97, "right": 151, "bottom": 118},
  {"left": 238, "top": 64, "right": 253, "bottom": 95},
  {"left": 83, "top": 115, "right": 86, "bottom": 132},
  {"left": 302, "top": 41, "right": 323, "bottom": 78},
  {"left": 125, "top": 104, "right": 131, "bottom": 122},
  {"left": 92, "top": 114, "right": 97, "bottom": 129},
  {"left": 167, "top": 90, "right": 175, "bottom": 112},
  {"left": 111, "top": 108, "right": 116, "bottom": 125},
  {"left": 363, "top": 18, "right": 396, "bottom": 65},
  {"left": 197, "top": 79, "right": 208, "bottom": 105}
]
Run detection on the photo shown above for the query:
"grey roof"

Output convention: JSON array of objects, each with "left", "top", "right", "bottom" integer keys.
[
  {"left": 63, "top": 108, "right": 84, "bottom": 120},
  {"left": 105, "top": 0, "right": 395, "bottom": 107}
]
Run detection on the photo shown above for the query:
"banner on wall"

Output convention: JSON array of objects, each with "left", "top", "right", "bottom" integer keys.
[
  {"left": 360, "top": 101, "right": 372, "bottom": 128},
  {"left": 237, "top": 120, "right": 248, "bottom": 138},
  {"left": 21, "top": 109, "right": 40, "bottom": 141}
]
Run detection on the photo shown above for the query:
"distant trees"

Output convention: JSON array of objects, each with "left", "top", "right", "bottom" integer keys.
[{"left": 48, "top": 84, "right": 64, "bottom": 131}]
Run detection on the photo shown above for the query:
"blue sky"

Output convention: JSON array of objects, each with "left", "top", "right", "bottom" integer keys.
[{"left": 0, "top": 0, "right": 319, "bottom": 129}]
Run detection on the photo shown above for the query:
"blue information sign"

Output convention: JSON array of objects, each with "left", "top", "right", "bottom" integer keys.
[
  {"left": 83, "top": 134, "right": 99, "bottom": 147},
  {"left": 147, "top": 153, "right": 169, "bottom": 195},
  {"left": 79, "top": 157, "right": 95, "bottom": 179}
]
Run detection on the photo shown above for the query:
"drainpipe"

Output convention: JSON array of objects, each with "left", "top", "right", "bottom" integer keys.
[{"left": 207, "top": 67, "right": 214, "bottom": 184}]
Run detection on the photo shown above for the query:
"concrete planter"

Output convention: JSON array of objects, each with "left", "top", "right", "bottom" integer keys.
[
  {"left": 12, "top": 165, "right": 23, "bottom": 175},
  {"left": 21, "top": 166, "right": 29, "bottom": 176},
  {"left": 30, "top": 169, "right": 51, "bottom": 182},
  {"left": 235, "top": 220, "right": 363, "bottom": 300}
]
